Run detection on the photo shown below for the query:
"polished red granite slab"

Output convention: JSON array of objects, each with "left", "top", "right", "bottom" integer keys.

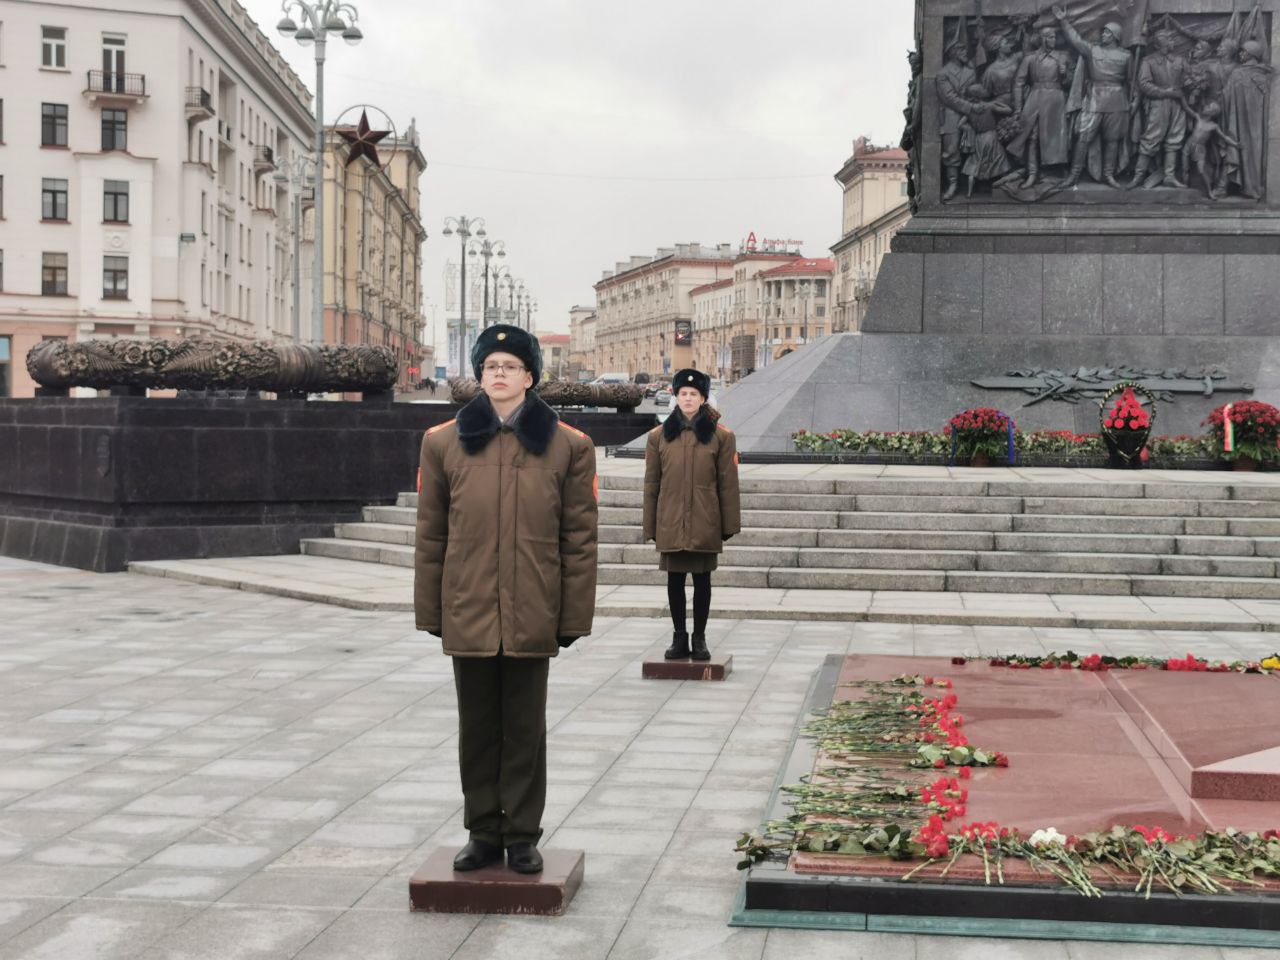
[
  {"left": 409, "top": 848, "right": 584, "bottom": 915},
  {"left": 792, "top": 654, "right": 1280, "bottom": 881},
  {"left": 1102, "top": 670, "right": 1280, "bottom": 801},
  {"left": 642, "top": 654, "right": 732, "bottom": 681}
]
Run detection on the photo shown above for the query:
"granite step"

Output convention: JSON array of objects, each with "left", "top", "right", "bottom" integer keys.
[
  {"left": 993, "top": 532, "right": 1176, "bottom": 555},
  {"left": 1010, "top": 514, "right": 1187, "bottom": 535},
  {"left": 364, "top": 505, "right": 416, "bottom": 526},
  {"left": 302, "top": 538, "right": 414, "bottom": 567},
  {"left": 595, "top": 475, "right": 1268, "bottom": 502},
  {"left": 598, "top": 507, "right": 841, "bottom": 529},
  {"left": 337, "top": 522, "right": 413, "bottom": 546}
]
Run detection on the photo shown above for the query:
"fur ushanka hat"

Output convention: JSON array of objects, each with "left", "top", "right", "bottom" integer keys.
[
  {"left": 672, "top": 368, "right": 710, "bottom": 399},
  {"left": 470, "top": 324, "right": 543, "bottom": 383}
]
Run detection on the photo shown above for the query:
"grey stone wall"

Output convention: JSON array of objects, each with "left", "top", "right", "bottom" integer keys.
[{"left": 865, "top": 251, "right": 1280, "bottom": 338}]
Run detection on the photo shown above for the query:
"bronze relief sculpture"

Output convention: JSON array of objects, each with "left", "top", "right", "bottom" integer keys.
[{"left": 930, "top": 2, "right": 1272, "bottom": 203}]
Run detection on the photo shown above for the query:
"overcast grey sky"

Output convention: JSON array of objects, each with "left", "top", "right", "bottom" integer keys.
[{"left": 242, "top": 0, "right": 915, "bottom": 363}]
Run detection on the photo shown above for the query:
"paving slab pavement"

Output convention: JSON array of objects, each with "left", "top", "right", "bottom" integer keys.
[
  {"left": 131, "top": 554, "right": 1280, "bottom": 633},
  {"left": 0, "top": 559, "right": 1275, "bottom": 958}
]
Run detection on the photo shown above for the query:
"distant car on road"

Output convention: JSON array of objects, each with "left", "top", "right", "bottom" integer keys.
[
  {"left": 653, "top": 388, "right": 672, "bottom": 405},
  {"left": 590, "top": 372, "right": 631, "bottom": 386}
]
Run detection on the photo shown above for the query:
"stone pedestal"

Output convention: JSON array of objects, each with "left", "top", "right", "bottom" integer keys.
[
  {"left": 714, "top": 0, "right": 1280, "bottom": 452},
  {"left": 0, "top": 398, "right": 657, "bottom": 571},
  {"left": 408, "top": 848, "right": 584, "bottom": 916},
  {"left": 642, "top": 654, "right": 733, "bottom": 681}
]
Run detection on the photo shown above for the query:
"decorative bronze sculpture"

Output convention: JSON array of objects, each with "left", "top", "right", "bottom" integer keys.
[
  {"left": 932, "top": 2, "right": 1272, "bottom": 203},
  {"left": 449, "top": 378, "right": 644, "bottom": 411},
  {"left": 26, "top": 337, "right": 398, "bottom": 394}
]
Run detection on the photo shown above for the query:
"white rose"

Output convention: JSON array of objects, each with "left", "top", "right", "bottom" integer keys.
[{"left": 1028, "top": 827, "right": 1067, "bottom": 848}]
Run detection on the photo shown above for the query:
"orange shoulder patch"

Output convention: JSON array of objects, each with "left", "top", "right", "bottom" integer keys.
[
  {"left": 426, "top": 418, "right": 456, "bottom": 436},
  {"left": 558, "top": 421, "right": 589, "bottom": 441}
]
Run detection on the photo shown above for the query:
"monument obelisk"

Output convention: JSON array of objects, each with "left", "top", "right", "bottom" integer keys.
[{"left": 718, "top": 0, "right": 1280, "bottom": 452}]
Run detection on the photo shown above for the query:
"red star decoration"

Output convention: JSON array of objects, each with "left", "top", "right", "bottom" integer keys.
[{"left": 338, "top": 110, "right": 390, "bottom": 168}]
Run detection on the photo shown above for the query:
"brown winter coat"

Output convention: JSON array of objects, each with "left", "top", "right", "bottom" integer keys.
[
  {"left": 642, "top": 405, "right": 741, "bottom": 554},
  {"left": 414, "top": 391, "right": 598, "bottom": 657}
]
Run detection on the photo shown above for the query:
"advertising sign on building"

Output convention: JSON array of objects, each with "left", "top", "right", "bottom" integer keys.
[{"left": 673, "top": 319, "right": 692, "bottom": 346}]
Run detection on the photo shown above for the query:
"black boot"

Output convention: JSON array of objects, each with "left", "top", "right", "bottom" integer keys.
[
  {"left": 1126, "top": 154, "right": 1151, "bottom": 190},
  {"left": 690, "top": 633, "right": 710, "bottom": 661},
  {"left": 1021, "top": 152, "right": 1039, "bottom": 189},
  {"left": 942, "top": 166, "right": 960, "bottom": 201},
  {"left": 506, "top": 842, "right": 543, "bottom": 874},
  {"left": 664, "top": 630, "right": 690, "bottom": 660},
  {"left": 453, "top": 838, "right": 502, "bottom": 871},
  {"left": 1102, "top": 143, "right": 1123, "bottom": 190}
]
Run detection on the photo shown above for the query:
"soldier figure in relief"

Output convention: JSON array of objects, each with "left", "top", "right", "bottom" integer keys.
[
  {"left": 1054, "top": 5, "right": 1131, "bottom": 189},
  {"left": 1010, "top": 26, "right": 1072, "bottom": 188},
  {"left": 936, "top": 30, "right": 982, "bottom": 200},
  {"left": 1130, "top": 29, "right": 1188, "bottom": 189}
]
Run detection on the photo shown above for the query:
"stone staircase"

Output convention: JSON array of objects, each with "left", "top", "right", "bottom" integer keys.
[{"left": 299, "top": 474, "right": 1280, "bottom": 600}]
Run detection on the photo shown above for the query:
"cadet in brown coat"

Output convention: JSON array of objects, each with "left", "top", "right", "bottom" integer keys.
[
  {"left": 643, "top": 368, "right": 741, "bottom": 661},
  {"left": 415, "top": 324, "right": 598, "bottom": 875}
]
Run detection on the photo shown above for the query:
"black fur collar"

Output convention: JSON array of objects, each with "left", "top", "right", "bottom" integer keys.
[
  {"left": 662, "top": 404, "right": 718, "bottom": 444},
  {"left": 456, "top": 391, "right": 559, "bottom": 455}
]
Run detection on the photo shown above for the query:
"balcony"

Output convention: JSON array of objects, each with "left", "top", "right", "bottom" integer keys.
[
  {"left": 185, "top": 86, "right": 214, "bottom": 122},
  {"left": 217, "top": 118, "right": 234, "bottom": 150},
  {"left": 84, "top": 70, "right": 148, "bottom": 106},
  {"left": 253, "top": 145, "right": 275, "bottom": 173}
]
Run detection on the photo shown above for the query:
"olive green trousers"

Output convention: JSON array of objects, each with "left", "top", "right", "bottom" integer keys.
[{"left": 452, "top": 654, "right": 549, "bottom": 847}]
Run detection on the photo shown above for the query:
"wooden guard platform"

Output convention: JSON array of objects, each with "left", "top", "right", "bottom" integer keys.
[
  {"left": 642, "top": 654, "right": 733, "bottom": 681},
  {"left": 409, "top": 848, "right": 585, "bottom": 916}
]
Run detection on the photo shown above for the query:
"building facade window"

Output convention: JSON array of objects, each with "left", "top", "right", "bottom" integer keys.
[
  {"left": 41, "top": 103, "right": 67, "bottom": 145},
  {"left": 102, "top": 35, "right": 125, "bottom": 91},
  {"left": 101, "top": 109, "right": 127, "bottom": 151},
  {"left": 41, "top": 178, "right": 68, "bottom": 220},
  {"left": 103, "top": 179, "right": 129, "bottom": 222},
  {"left": 103, "top": 255, "right": 128, "bottom": 299},
  {"left": 0, "top": 249, "right": 4, "bottom": 290},
  {"left": 0, "top": 335, "right": 9, "bottom": 398},
  {"left": 41, "top": 26, "right": 66, "bottom": 68},
  {"left": 42, "top": 252, "right": 68, "bottom": 295},
  {"left": 0, "top": 99, "right": 5, "bottom": 141}
]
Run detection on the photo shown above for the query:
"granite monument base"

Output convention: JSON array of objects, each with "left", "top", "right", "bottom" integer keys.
[
  {"left": 408, "top": 848, "right": 584, "bottom": 916},
  {"left": 736, "top": 654, "right": 1280, "bottom": 942},
  {"left": 712, "top": 325, "right": 1280, "bottom": 453},
  {"left": 642, "top": 653, "right": 733, "bottom": 681},
  {"left": 0, "top": 398, "right": 657, "bottom": 572}
]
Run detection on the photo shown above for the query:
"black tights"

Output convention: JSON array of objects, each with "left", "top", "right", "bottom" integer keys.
[{"left": 668, "top": 572, "right": 712, "bottom": 636}]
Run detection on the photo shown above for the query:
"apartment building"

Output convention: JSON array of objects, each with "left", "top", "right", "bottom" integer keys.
[{"left": 0, "top": 0, "right": 317, "bottom": 396}]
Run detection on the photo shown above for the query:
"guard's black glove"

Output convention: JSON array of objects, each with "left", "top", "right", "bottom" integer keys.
[
  {"left": 722, "top": 534, "right": 733, "bottom": 542},
  {"left": 421, "top": 627, "right": 442, "bottom": 638},
  {"left": 557, "top": 636, "right": 579, "bottom": 648}
]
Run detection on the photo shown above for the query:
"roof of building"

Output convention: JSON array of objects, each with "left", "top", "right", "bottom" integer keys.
[
  {"left": 757, "top": 258, "right": 835, "bottom": 278},
  {"left": 538, "top": 333, "right": 571, "bottom": 344},
  {"left": 689, "top": 278, "right": 735, "bottom": 297},
  {"left": 834, "top": 138, "right": 909, "bottom": 184}
]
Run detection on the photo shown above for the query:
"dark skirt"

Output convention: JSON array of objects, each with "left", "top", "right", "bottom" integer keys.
[{"left": 658, "top": 550, "right": 719, "bottom": 574}]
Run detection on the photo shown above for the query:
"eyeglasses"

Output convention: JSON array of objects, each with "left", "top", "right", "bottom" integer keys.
[{"left": 482, "top": 362, "right": 526, "bottom": 376}]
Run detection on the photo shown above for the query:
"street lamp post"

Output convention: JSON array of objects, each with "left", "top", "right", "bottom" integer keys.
[
  {"left": 467, "top": 237, "right": 505, "bottom": 329},
  {"left": 512, "top": 281, "right": 525, "bottom": 326},
  {"left": 491, "top": 266, "right": 513, "bottom": 322},
  {"left": 271, "top": 153, "right": 317, "bottom": 344},
  {"left": 441, "top": 216, "right": 485, "bottom": 370},
  {"left": 796, "top": 280, "right": 812, "bottom": 344},
  {"left": 277, "top": 1, "right": 363, "bottom": 345}
]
